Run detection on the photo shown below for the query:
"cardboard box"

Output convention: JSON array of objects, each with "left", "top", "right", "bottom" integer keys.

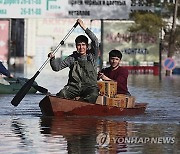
[
  {"left": 104, "top": 96, "right": 127, "bottom": 108},
  {"left": 116, "top": 94, "right": 135, "bottom": 108},
  {"left": 97, "top": 81, "right": 117, "bottom": 98},
  {"left": 96, "top": 94, "right": 134, "bottom": 108},
  {"left": 96, "top": 96, "right": 106, "bottom": 105},
  {"left": 116, "top": 94, "right": 127, "bottom": 98},
  {"left": 126, "top": 96, "right": 135, "bottom": 108}
]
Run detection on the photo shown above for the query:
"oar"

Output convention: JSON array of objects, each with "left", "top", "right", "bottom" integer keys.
[
  {"left": 16, "top": 77, "right": 48, "bottom": 94},
  {"left": 11, "top": 21, "right": 78, "bottom": 107},
  {"left": 31, "top": 84, "right": 48, "bottom": 94}
]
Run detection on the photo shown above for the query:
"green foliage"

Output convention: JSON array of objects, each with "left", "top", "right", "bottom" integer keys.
[{"left": 128, "top": 12, "right": 165, "bottom": 35}]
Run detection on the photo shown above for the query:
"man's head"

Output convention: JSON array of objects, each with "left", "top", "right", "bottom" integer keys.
[
  {"left": 109, "top": 50, "right": 122, "bottom": 69},
  {"left": 75, "top": 35, "right": 88, "bottom": 55}
]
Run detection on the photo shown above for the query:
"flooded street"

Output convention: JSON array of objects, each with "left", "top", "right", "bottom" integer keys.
[{"left": 0, "top": 67, "right": 180, "bottom": 154}]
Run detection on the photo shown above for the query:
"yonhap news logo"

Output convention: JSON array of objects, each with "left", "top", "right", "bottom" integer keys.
[
  {"left": 96, "top": 133, "right": 111, "bottom": 147},
  {"left": 96, "top": 133, "right": 175, "bottom": 147}
]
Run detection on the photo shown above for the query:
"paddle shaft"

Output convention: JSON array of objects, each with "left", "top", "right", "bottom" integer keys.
[{"left": 11, "top": 22, "right": 78, "bottom": 106}]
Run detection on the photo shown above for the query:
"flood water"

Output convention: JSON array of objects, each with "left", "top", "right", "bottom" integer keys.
[{"left": 0, "top": 67, "right": 180, "bottom": 154}]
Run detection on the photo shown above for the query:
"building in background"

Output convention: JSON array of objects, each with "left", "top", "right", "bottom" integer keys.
[{"left": 0, "top": 0, "right": 179, "bottom": 75}]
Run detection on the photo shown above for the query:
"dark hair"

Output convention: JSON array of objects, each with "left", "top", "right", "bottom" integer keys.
[
  {"left": 75, "top": 35, "right": 88, "bottom": 45},
  {"left": 109, "top": 50, "right": 122, "bottom": 60}
]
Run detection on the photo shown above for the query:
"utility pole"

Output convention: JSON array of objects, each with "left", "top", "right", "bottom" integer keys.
[
  {"left": 166, "top": 0, "right": 178, "bottom": 76},
  {"left": 159, "top": 28, "right": 163, "bottom": 80},
  {"left": 100, "top": 19, "right": 104, "bottom": 71}
]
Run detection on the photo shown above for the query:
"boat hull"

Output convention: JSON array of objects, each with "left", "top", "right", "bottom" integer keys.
[{"left": 39, "top": 95, "right": 148, "bottom": 116}]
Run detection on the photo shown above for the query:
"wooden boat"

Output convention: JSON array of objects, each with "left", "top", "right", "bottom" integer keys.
[
  {"left": 39, "top": 95, "right": 148, "bottom": 116},
  {"left": 0, "top": 77, "right": 37, "bottom": 94}
]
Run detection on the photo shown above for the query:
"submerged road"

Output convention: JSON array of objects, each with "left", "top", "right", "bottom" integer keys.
[{"left": 0, "top": 67, "right": 179, "bottom": 153}]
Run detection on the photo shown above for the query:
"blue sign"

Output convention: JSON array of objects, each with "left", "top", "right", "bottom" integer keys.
[{"left": 163, "top": 58, "right": 176, "bottom": 71}]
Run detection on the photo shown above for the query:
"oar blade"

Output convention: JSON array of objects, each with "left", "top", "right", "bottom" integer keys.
[{"left": 11, "top": 77, "right": 36, "bottom": 107}]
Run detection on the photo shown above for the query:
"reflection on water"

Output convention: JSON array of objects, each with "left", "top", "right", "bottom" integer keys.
[
  {"left": 39, "top": 116, "right": 179, "bottom": 154},
  {"left": 0, "top": 70, "right": 180, "bottom": 153},
  {"left": 0, "top": 116, "right": 178, "bottom": 153},
  {"left": 11, "top": 118, "right": 33, "bottom": 146}
]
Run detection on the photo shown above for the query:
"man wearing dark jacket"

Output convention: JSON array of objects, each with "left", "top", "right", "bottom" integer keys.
[
  {"left": 48, "top": 19, "right": 99, "bottom": 103},
  {"left": 98, "top": 50, "right": 131, "bottom": 95}
]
